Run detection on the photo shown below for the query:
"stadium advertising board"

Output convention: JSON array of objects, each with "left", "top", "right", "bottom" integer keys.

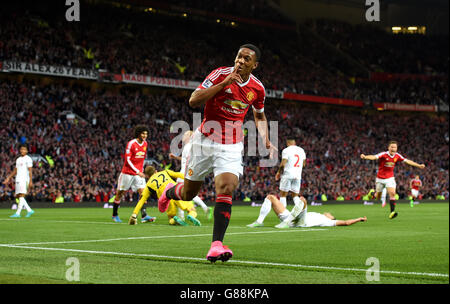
[
  {"left": 0, "top": 61, "right": 98, "bottom": 79},
  {"left": 373, "top": 102, "right": 438, "bottom": 112},
  {"left": 283, "top": 92, "right": 364, "bottom": 107},
  {"left": 121, "top": 73, "right": 200, "bottom": 89}
]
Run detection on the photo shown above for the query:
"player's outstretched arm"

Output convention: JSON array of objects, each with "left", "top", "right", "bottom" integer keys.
[
  {"left": 404, "top": 159, "right": 426, "bottom": 169},
  {"left": 336, "top": 216, "right": 367, "bottom": 226},
  {"left": 129, "top": 187, "right": 151, "bottom": 224},
  {"left": 360, "top": 154, "right": 377, "bottom": 161}
]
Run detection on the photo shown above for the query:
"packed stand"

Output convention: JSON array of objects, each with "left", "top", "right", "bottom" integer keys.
[
  {"left": 1, "top": 1, "right": 447, "bottom": 107},
  {"left": 0, "top": 80, "right": 448, "bottom": 204}
]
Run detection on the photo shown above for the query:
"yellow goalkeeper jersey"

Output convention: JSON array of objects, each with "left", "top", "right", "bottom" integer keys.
[{"left": 134, "top": 170, "right": 184, "bottom": 214}]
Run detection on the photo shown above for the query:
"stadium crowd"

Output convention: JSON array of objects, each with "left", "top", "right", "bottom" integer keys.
[
  {"left": 0, "top": 80, "right": 448, "bottom": 204},
  {"left": 1, "top": 0, "right": 448, "bottom": 107}
]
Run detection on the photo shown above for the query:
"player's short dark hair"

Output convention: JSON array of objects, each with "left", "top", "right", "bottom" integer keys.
[
  {"left": 144, "top": 166, "right": 156, "bottom": 177},
  {"left": 239, "top": 44, "right": 261, "bottom": 61},
  {"left": 18, "top": 144, "right": 28, "bottom": 150},
  {"left": 134, "top": 125, "right": 149, "bottom": 138}
]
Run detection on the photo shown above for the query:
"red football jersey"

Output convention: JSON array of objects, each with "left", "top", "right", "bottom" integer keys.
[
  {"left": 375, "top": 152, "right": 406, "bottom": 179},
  {"left": 411, "top": 179, "right": 422, "bottom": 190},
  {"left": 121, "top": 139, "right": 147, "bottom": 175},
  {"left": 197, "top": 66, "right": 265, "bottom": 144}
]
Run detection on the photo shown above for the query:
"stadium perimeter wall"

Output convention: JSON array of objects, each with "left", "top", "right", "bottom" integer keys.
[{"left": 0, "top": 200, "right": 448, "bottom": 209}]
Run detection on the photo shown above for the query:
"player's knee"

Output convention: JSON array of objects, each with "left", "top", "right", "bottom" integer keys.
[
  {"left": 216, "top": 184, "right": 236, "bottom": 196},
  {"left": 266, "top": 194, "right": 276, "bottom": 201}
]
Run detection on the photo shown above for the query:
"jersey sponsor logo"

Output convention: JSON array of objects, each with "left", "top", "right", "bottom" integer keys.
[
  {"left": 221, "top": 106, "right": 243, "bottom": 115},
  {"left": 385, "top": 161, "right": 395, "bottom": 167},
  {"left": 246, "top": 91, "right": 255, "bottom": 102},
  {"left": 135, "top": 151, "right": 146, "bottom": 157},
  {"left": 202, "top": 79, "right": 213, "bottom": 88},
  {"left": 224, "top": 99, "right": 249, "bottom": 110}
]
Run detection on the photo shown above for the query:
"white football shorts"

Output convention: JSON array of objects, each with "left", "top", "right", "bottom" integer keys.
[
  {"left": 184, "top": 129, "right": 243, "bottom": 181},
  {"left": 117, "top": 173, "right": 145, "bottom": 192},
  {"left": 279, "top": 176, "right": 301, "bottom": 194},
  {"left": 375, "top": 177, "right": 396, "bottom": 193},
  {"left": 15, "top": 180, "right": 29, "bottom": 195}
]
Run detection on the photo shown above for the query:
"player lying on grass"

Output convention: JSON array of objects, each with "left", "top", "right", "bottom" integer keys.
[
  {"left": 247, "top": 194, "right": 366, "bottom": 228},
  {"left": 128, "top": 166, "right": 201, "bottom": 226}
]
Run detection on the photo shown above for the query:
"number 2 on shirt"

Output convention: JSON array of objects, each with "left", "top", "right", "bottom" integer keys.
[{"left": 294, "top": 154, "right": 301, "bottom": 167}]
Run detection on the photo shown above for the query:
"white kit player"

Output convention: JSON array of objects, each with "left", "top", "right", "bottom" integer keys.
[
  {"left": 169, "top": 130, "right": 213, "bottom": 220},
  {"left": 246, "top": 195, "right": 366, "bottom": 229},
  {"left": 247, "top": 139, "right": 305, "bottom": 227},
  {"left": 3, "top": 144, "right": 35, "bottom": 218}
]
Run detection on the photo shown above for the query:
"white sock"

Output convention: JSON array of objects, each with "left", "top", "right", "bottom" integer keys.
[
  {"left": 193, "top": 196, "right": 208, "bottom": 213},
  {"left": 16, "top": 199, "right": 24, "bottom": 215},
  {"left": 278, "top": 210, "right": 290, "bottom": 222},
  {"left": 280, "top": 197, "right": 287, "bottom": 207},
  {"left": 19, "top": 197, "right": 31, "bottom": 212},
  {"left": 284, "top": 200, "right": 305, "bottom": 224},
  {"left": 176, "top": 207, "right": 185, "bottom": 220},
  {"left": 256, "top": 198, "right": 272, "bottom": 224},
  {"left": 293, "top": 196, "right": 302, "bottom": 207},
  {"left": 381, "top": 188, "right": 387, "bottom": 204},
  {"left": 296, "top": 207, "right": 307, "bottom": 226}
]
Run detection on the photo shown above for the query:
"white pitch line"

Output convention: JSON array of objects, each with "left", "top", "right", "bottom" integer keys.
[
  {"left": 1, "top": 244, "right": 448, "bottom": 279},
  {"left": 0, "top": 228, "right": 326, "bottom": 246},
  {"left": 0, "top": 218, "right": 267, "bottom": 229}
]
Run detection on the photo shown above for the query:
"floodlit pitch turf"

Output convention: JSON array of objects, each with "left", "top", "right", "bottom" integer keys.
[{"left": 0, "top": 202, "right": 448, "bottom": 284}]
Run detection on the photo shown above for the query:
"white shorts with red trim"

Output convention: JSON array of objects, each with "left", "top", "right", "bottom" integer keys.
[
  {"left": 411, "top": 189, "right": 419, "bottom": 198},
  {"left": 376, "top": 177, "right": 396, "bottom": 192},
  {"left": 117, "top": 173, "right": 145, "bottom": 192},
  {"left": 184, "top": 129, "right": 243, "bottom": 181}
]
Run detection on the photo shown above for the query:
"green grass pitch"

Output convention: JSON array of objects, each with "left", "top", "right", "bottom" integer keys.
[{"left": 0, "top": 202, "right": 448, "bottom": 284}]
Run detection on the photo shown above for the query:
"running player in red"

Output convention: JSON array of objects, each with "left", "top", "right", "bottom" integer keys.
[
  {"left": 410, "top": 175, "right": 422, "bottom": 208},
  {"left": 360, "top": 141, "right": 425, "bottom": 219},
  {"left": 159, "top": 44, "right": 276, "bottom": 262},
  {"left": 112, "top": 125, "right": 155, "bottom": 223}
]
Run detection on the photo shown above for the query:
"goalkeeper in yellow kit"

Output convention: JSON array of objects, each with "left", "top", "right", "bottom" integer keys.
[{"left": 128, "top": 166, "right": 201, "bottom": 226}]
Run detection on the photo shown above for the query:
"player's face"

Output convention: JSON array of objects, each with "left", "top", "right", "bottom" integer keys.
[
  {"left": 388, "top": 143, "right": 397, "bottom": 153},
  {"left": 139, "top": 131, "right": 148, "bottom": 142},
  {"left": 19, "top": 147, "right": 28, "bottom": 156},
  {"left": 234, "top": 48, "right": 258, "bottom": 77}
]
